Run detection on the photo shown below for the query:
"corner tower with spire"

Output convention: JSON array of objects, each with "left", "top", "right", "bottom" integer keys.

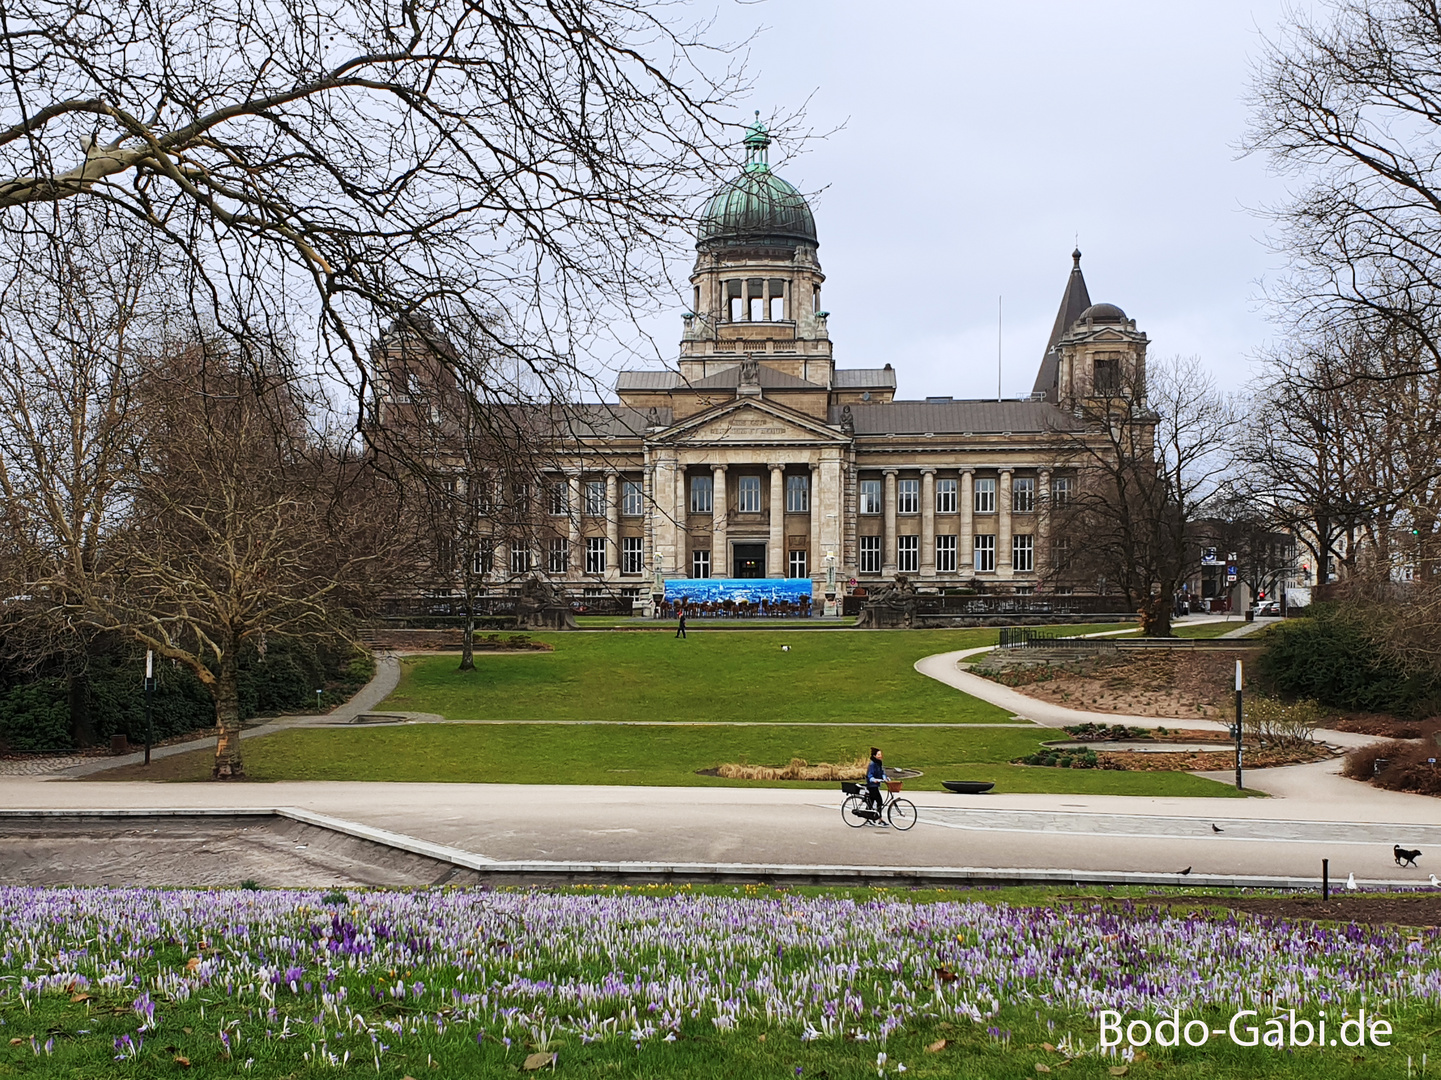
[{"left": 1031, "top": 249, "right": 1148, "bottom": 407}]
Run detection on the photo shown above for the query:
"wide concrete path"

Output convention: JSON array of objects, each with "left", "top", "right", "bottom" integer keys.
[{"left": 4, "top": 767, "right": 1438, "bottom": 885}]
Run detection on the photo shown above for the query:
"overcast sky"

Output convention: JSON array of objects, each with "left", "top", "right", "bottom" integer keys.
[{"left": 627, "top": 0, "right": 1298, "bottom": 401}]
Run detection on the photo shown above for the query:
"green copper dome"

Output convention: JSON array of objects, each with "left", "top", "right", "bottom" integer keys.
[{"left": 697, "top": 117, "right": 817, "bottom": 250}]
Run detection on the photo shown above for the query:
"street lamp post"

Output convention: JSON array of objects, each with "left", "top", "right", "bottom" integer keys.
[
  {"left": 143, "top": 650, "right": 155, "bottom": 766},
  {"left": 1233, "top": 659, "right": 1244, "bottom": 790}
]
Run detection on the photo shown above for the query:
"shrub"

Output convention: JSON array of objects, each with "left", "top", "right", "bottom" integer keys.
[
  {"left": 1259, "top": 603, "right": 1437, "bottom": 715},
  {"left": 1243, "top": 697, "right": 1323, "bottom": 748},
  {"left": 0, "top": 679, "right": 69, "bottom": 752},
  {"left": 1344, "top": 736, "right": 1441, "bottom": 795}
]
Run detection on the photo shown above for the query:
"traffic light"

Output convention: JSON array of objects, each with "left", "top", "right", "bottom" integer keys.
[{"left": 1257, "top": 590, "right": 1266, "bottom": 600}]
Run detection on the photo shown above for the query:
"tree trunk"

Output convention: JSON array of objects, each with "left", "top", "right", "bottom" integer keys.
[
  {"left": 211, "top": 647, "right": 245, "bottom": 779},
  {"left": 458, "top": 600, "right": 475, "bottom": 672},
  {"left": 1139, "top": 595, "right": 1172, "bottom": 638},
  {"left": 68, "top": 673, "right": 94, "bottom": 747}
]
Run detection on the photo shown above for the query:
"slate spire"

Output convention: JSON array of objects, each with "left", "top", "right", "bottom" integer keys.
[{"left": 1031, "top": 248, "right": 1092, "bottom": 402}]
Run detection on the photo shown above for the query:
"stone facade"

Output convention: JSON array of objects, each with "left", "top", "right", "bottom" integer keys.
[{"left": 376, "top": 123, "right": 1151, "bottom": 605}]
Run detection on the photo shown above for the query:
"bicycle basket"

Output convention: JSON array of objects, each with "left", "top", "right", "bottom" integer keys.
[
  {"left": 840, "top": 782, "right": 861, "bottom": 795},
  {"left": 886, "top": 781, "right": 904, "bottom": 793}
]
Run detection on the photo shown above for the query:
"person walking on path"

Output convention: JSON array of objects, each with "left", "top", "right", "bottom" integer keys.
[
  {"left": 675, "top": 611, "right": 687, "bottom": 639},
  {"left": 864, "top": 746, "right": 888, "bottom": 827}
]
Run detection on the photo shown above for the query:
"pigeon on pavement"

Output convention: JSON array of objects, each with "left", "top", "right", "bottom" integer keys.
[
  {"left": 1346, "top": 872, "right": 1358, "bottom": 891},
  {"left": 1211, "top": 824, "right": 1223, "bottom": 833},
  {"left": 1179, "top": 866, "right": 1192, "bottom": 876},
  {"left": 1430, "top": 874, "right": 1440, "bottom": 888}
]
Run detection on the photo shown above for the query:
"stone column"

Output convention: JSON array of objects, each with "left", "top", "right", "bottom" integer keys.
[
  {"left": 960, "top": 469, "right": 975, "bottom": 573},
  {"left": 808, "top": 461, "right": 822, "bottom": 588},
  {"left": 711, "top": 464, "right": 728, "bottom": 578},
  {"left": 768, "top": 463, "right": 785, "bottom": 576},
  {"left": 605, "top": 473, "right": 620, "bottom": 581},
  {"left": 998, "top": 468, "right": 1014, "bottom": 577},
  {"left": 883, "top": 468, "right": 898, "bottom": 576},
  {"left": 675, "top": 460, "right": 689, "bottom": 576},
  {"left": 567, "top": 474, "right": 581, "bottom": 580},
  {"left": 920, "top": 467, "right": 936, "bottom": 579}
]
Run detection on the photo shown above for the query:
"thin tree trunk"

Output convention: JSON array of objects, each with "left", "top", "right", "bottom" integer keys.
[
  {"left": 459, "top": 602, "right": 475, "bottom": 672},
  {"left": 211, "top": 646, "right": 245, "bottom": 779}
]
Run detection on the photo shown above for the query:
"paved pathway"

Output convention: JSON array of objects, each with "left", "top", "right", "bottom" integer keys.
[{"left": 912, "top": 643, "right": 1379, "bottom": 749}]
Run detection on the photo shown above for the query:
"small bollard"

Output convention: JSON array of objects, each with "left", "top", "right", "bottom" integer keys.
[{"left": 1323, "top": 858, "right": 1330, "bottom": 900}]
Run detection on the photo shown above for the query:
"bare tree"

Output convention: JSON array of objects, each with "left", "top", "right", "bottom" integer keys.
[
  {"left": 1242, "top": 325, "right": 1441, "bottom": 585},
  {"left": 1050, "top": 356, "right": 1239, "bottom": 636},
  {"left": 1248, "top": 0, "right": 1441, "bottom": 373},
  {"left": 0, "top": 0, "right": 767, "bottom": 430}
]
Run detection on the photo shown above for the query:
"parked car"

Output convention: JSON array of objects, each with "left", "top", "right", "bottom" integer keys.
[{"left": 1253, "top": 600, "right": 1281, "bottom": 617}]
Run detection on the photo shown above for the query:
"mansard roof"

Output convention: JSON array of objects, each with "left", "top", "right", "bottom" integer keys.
[{"left": 829, "top": 399, "right": 1079, "bottom": 436}]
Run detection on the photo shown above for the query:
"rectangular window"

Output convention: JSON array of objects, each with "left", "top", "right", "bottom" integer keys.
[
  {"left": 622, "top": 480, "right": 644, "bottom": 517},
  {"left": 897, "top": 535, "right": 919, "bottom": 573},
  {"left": 1052, "top": 476, "right": 1072, "bottom": 507},
  {"left": 583, "top": 586, "right": 603, "bottom": 599},
  {"left": 859, "top": 535, "right": 882, "bottom": 574},
  {"left": 584, "top": 480, "right": 605, "bottom": 517},
  {"left": 510, "top": 483, "right": 529, "bottom": 513},
  {"left": 860, "top": 479, "right": 883, "bottom": 515},
  {"left": 738, "top": 475, "right": 762, "bottom": 513},
  {"left": 788, "top": 549, "right": 808, "bottom": 577},
  {"left": 1094, "top": 357, "right": 1120, "bottom": 391},
  {"left": 1055, "top": 585, "right": 1074, "bottom": 595},
  {"left": 690, "top": 474, "right": 713, "bottom": 514},
  {"left": 1014, "top": 585, "right": 1035, "bottom": 595},
  {"left": 473, "top": 476, "right": 493, "bottom": 517},
  {"left": 785, "top": 474, "right": 810, "bottom": 513},
  {"left": 585, "top": 537, "right": 606, "bottom": 574},
  {"left": 975, "top": 478, "right": 996, "bottom": 513},
  {"left": 1013, "top": 477, "right": 1035, "bottom": 513},
  {"left": 974, "top": 533, "right": 996, "bottom": 573},
  {"left": 936, "top": 478, "right": 958, "bottom": 514},
  {"left": 548, "top": 537, "right": 569, "bottom": 573},
  {"left": 897, "top": 478, "right": 919, "bottom": 515},
  {"left": 510, "top": 545, "right": 531, "bottom": 574},
  {"left": 1012, "top": 533, "right": 1034, "bottom": 572},
  {"left": 472, "top": 539, "right": 494, "bottom": 577},
  {"left": 692, "top": 549, "right": 711, "bottom": 578},
  {"left": 548, "top": 480, "right": 569, "bottom": 516},
  {"left": 1053, "top": 537, "right": 1073, "bottom": 570},
  {"left": 936, "top": 534, "right": 958, "bottom": 573},
  {"left": 622, "top": 536, "right": 644, "bottom": 574}
]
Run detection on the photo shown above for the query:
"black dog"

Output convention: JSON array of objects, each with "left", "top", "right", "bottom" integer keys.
[{"left": 1395, "top": 845, "right": 1422, "bottom": 868}]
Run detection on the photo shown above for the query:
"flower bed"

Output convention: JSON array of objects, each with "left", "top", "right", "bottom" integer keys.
[{"left": 0, "top": 887, "right": 1436, "bottom": 1077}]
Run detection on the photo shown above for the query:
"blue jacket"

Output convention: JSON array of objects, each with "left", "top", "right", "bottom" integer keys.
[{"left": 866, "top": 757, "right": 886, "bottom": 785}]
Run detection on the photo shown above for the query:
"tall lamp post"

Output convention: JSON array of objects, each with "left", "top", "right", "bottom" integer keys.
[
  {"left": 1233, "top": 659, "right": 1244, "bottom": 790},
  {"left": 143, "top": 650, "right": 155, "bottom": 766}
]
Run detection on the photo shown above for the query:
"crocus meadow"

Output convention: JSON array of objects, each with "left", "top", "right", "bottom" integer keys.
[{"left": 0, "top": 885, "right": 1435, "bottom": 1076}]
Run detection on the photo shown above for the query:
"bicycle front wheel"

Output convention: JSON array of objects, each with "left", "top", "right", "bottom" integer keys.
[
  {"left": 841, "top": 793, "right": 869, "bottom": 828},
  {"left": 887, "top": 798, "right": 917, "bottom": 831}
]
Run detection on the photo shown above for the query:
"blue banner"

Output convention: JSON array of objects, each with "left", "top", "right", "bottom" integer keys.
[{"left": 663, "top": 577, "right": 814, "bottom": 605}]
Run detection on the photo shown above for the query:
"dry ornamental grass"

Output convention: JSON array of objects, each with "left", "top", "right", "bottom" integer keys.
[{"left": 715, "top": 756, "right": 870, "bottom": 781}]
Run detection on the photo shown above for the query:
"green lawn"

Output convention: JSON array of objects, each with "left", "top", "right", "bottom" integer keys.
[
  {"left": 111, "top": 721, "right": 1246, "bottom": 795},
  {"left": 1171, "top": 619, "right": 1244, "bottom": 639},
  {"left": 382, "top": 625, "right": 1137, "bottom": 724}
]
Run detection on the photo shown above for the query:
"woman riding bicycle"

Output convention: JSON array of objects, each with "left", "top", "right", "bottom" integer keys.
[{"left": 865, "top": 747, "right": 888, "bottom": 827}]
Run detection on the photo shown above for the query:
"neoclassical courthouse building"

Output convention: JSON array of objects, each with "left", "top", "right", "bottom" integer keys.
[{"left": 382, "top": 121, "right": 1150, "bottom": 604}]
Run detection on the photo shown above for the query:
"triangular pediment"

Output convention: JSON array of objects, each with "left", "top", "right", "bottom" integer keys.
[{"left": 653, "top": 398, "right": 844, "bottom": 445}]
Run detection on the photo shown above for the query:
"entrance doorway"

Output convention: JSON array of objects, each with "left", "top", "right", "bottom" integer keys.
[{"left": 732, "top": 543, "right": 765, "bottom": 578}]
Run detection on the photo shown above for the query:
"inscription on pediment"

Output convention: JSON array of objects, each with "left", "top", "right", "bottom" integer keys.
[{"left": 681, "top": 408, "right": 824, "bottom": 442}]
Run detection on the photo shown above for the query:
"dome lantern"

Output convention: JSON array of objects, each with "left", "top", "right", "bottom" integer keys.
[{"left": 697, "top": 115, "right": 817, "bottom": 250}]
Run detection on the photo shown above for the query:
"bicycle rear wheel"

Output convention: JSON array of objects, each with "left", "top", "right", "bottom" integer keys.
[
  {"left": 841, "top": 793, "right": 870, "bottom": 828},
  {"left": 887, "top": 798, "right": 917, "bottom": 831}
]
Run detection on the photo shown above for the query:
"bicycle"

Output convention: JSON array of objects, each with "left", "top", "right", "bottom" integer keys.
[{"left": 840, "top": 780, "right": 917, "bottom": 831}]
